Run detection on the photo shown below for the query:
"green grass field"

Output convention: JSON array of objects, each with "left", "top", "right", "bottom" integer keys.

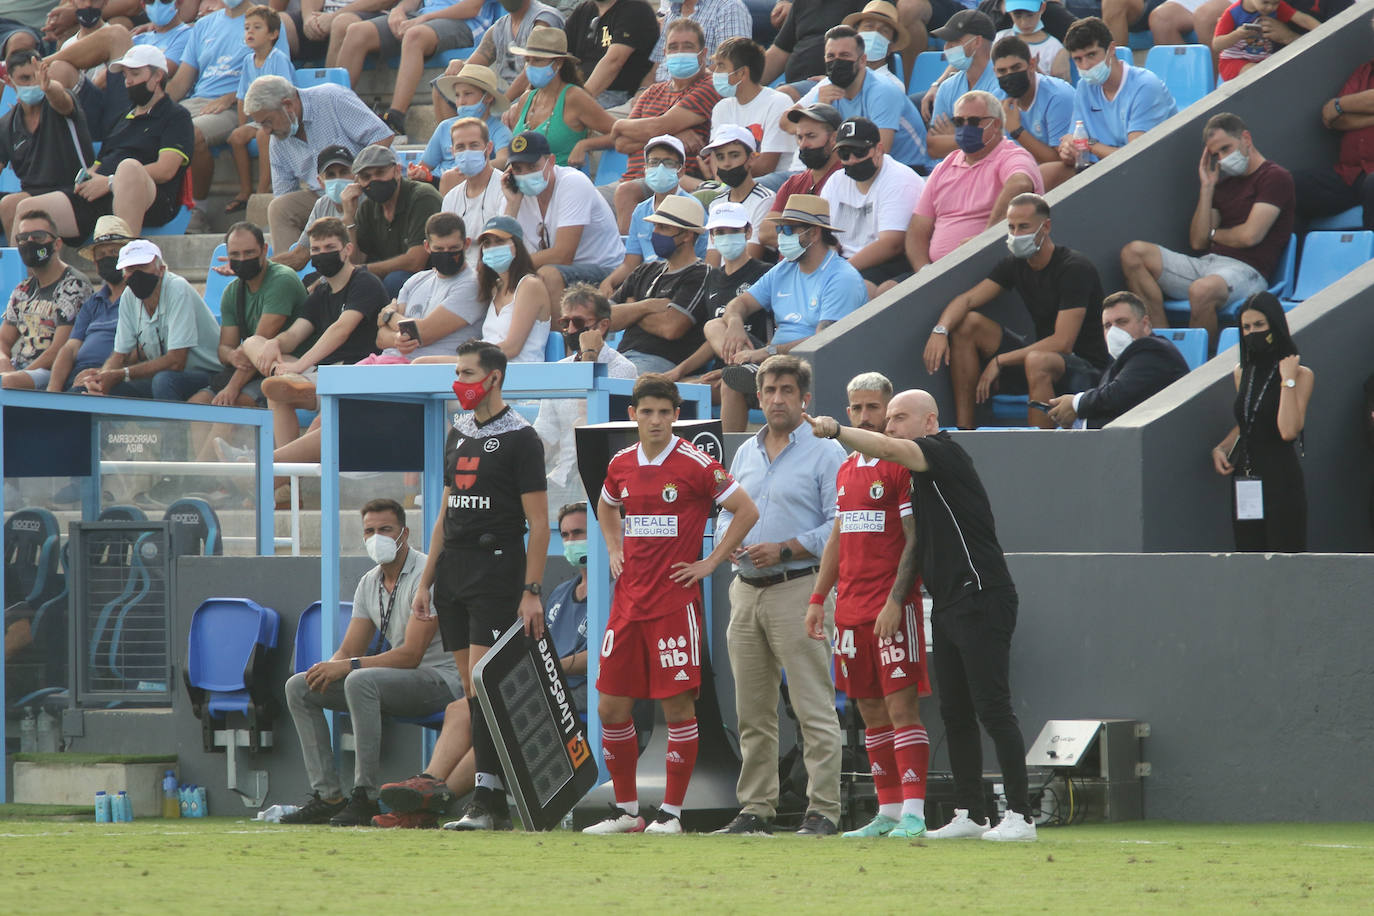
[{"left": 2, "top": 818, "right": 1372, "bottom": 913}]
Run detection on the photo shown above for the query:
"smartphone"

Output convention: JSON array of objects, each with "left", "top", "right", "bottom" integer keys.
[
  {"left": 75, "top": 167, "right": 92, "bottom": 187},
  {"left": 398, "top": 319, "right": 418, "bottom": 341},
  {"left": 1029, "top": 400, "right": 1052, "bottom": 413},
  {"left": 1242, "top": 20, "right": 1262, "bottom": 30}
]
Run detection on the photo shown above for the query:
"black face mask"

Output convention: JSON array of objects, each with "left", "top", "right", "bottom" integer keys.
[
  {"left": 826, "top": 58, "right": 858, "bottom": 89},
  {"left": 1244, "top": 330, "right": 1275, "bottom": 360},
  {"left": 127, "top": 80, "right": 155, "bottom": 107},
  {"left": 430, "top": 250, "right": 463, "bottom": 276},
  {"left": 127, "top": 269, "right": 161, "bottom": 300},
  {"left": 716, "top": 164, "right": 750, "bottom": 188},
  {"left": 499, "top": 0, "right": 523, "bottom": 11},
  {"left": 842, "top": 155, "right": 877, "bottom": 182},
  {"left": 96, "top": 255, "right": 123, "bottom": 286},
  {"left": 18, "top": 240, "right": 54, "bottom": 269},
  {"left": 797, "top": 144, "right": 832, "bottom": 171},
  {"left": 310, "top": 250, "right": 346, "bottom": 278},
  {"left": 76, "top": 6, "right": 103, "bottom": 27},
  {"left": 997, "top": 70, "right": 1031, "bottom": 99},
  {"left": 363, "top": 178, "right": 398, "bottom": 203},
  {"left": 229, "top": 257, "right": 263, "bottom": 281}
]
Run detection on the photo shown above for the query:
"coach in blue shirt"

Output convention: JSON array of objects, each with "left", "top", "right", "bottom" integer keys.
[{"left": 716, "top": 354, "right": 846, "bottom": 837}]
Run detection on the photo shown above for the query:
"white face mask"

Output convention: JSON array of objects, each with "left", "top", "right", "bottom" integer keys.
[
  {"left": 1105, "top": 324, "right": 1134, "bottom": 360},
  {"left": 365, "top": 530, "right": 403, "bottom": 565},
  {"left": 1218, "top": 147, "right": 1249, "bottom": 177}
]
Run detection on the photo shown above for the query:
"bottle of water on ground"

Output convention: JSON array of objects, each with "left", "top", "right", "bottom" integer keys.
[
  {"left": 95, "top": 790, "right": 111, "bottom": 823},
  {"left": 162, "top": 770, "right": 181, "bottom": 819},
  {"left": 116, "top": 790, "right": 133, "bottom": 822}
]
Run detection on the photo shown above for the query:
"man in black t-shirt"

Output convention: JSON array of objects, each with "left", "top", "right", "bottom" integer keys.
[
  {"left": 564, "top": 0, "right": 660, "bottom": 109},
  {"left": 764, "top": 0, "right": 866, "bottom": 85},
  {"left": 414, "top": 339, "right": 549, "bottom": 832},
  {"left": 922, "top": 193, "right": 1107, "bottom": 429},
  {"left": 611, "top": 194, "right": 712, "bottom": 376},
  {"left": 804, "top": 388, "right": 1036, "bottom": 842}
]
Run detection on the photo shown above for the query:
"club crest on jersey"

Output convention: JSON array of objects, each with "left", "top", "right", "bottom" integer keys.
[
  {"left": 483, "top": 437, "right": 500, "bottom": 452},
  {"left": 661, "top": 482, "right": 679, "bottom": 503},
  {"left": 869, "top": 480, "right": 884, "bottom": 500}
]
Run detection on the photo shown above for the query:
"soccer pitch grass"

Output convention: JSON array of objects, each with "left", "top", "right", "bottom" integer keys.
[{"left": 3, "top": 819, "right": 1373, "bottom": 913}]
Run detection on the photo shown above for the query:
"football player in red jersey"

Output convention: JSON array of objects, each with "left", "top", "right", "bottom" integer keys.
[
  {"left": 583, "top": 374, "right": 759, "bottom": 835},
  {"left": 807, "top": 372, "right": 931, "bottom": 838}
]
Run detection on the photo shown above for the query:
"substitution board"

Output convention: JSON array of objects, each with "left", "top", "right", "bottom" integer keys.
[{"left": 472, "top": 620, "right": 599, "bottom": 830}]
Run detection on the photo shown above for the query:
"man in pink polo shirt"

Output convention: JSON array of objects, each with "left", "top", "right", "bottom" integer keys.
[{"left": 904, "top": 90, "right": 1043, "bottom": 273}]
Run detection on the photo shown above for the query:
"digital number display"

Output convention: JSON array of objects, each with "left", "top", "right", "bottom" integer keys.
[{"left": 499, "top": 653, "right": 574, "bottom": 807}]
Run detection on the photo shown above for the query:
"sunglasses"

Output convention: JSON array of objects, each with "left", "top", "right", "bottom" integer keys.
[
  {"left": 950, "top": 116, "right": 993, "bottom": 128},
  {"left": 14, "top": 231, "right": 54, "bottom": 244},
  {"left": 836, "top": 146, "right": 873, "bottom": 161},
  {"left": 556, "top": 317, "right": 597, "bottom": 333}
]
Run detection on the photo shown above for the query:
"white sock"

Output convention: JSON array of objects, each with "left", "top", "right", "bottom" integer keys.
[
  {"left": 475, "top": 772, "right": 504, "bottom": 791},
  {"left": 878, "top": 803, "right": 901, "bottom": 819},
  {"left": 193, "top": 198, "right": 207, "bottom": 210},
  {"left": 617, "top": 800, "right": 639, "bottom": 817},
  {"left": 659, "top": 802, "right": 681, "bottom": 818},
  {"left": 901, "top": 798, "right": 924, "bottom": 818}
]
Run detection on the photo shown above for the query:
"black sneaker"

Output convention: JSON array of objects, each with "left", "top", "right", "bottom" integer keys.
[
  {"left": 329, "top": 787, "right": 381, "bottom": 827},
  {"left": 795, "top": 810, "right": 838, "bottom": 836},
  {"left": 379, "top": 107, "right": 407, "bottom": 136},
  {"left": 721, "top": 363, "right": 761, "bottom": 395},
  {"left": 712, "top": 811, "right": 773, "bottom": 836},
  {"left": 279, "top": 791, "right": 348, "bottom": 824}
]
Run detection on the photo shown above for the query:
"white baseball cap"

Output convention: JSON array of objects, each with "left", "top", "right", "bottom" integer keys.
[
  {"left": 110, "top": 45, "right": 168, "bottom": 73},
  {"left": 705, "top": 201, "right": 751, "bottom": 231},
  {"left": 115, "top": 239, "right": 162, "bottom": 270},
  {"left": 701, "top": 124, "right": 759, "bottom": 155},
  {"left": 644, "top": 134, "right": 685, "bottom": 161}
]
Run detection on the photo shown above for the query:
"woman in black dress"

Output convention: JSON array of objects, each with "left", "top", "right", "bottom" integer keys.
[{"left": 1210, "top": 293, "right": 1315, "bottom": 551}]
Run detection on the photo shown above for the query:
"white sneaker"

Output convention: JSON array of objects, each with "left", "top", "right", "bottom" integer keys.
[
  {"left": 581, "top": 807, "right": 646, "bottom": 834},
  {"left": 644, "top": 811, "right": 683, "bottom": 834},
  {"left": 981, "top": 810, "right": 1037, "bottom": 842},
  {"left": 925, "top": 808, "right": 991, "bottom": 839}
]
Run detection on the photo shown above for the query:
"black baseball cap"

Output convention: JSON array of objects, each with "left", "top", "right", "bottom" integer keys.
[
  {"left": 932, "top": 9, "right": 996, "bottom": 41},
  {"left": 835, "top": 117, "right": 880, "bottom": 150},
  {"left": 507, "top": 131, "right": 552, "bottom": 164},
  {"left": 786, "top": 102, "right": 843, "bottom": 131},
  {"left": 316, "top": 144, "right": 353, "bottom": 173}
]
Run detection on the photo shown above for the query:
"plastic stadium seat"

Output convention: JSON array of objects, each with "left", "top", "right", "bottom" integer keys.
[
  {"left": 98, "top": 505, "right": 148, "bottom": 522},
  {"left": 989, "top": 393, "right": 1029, "bottom": 421},
  {"left": 1308, "top": 206, "right": 1362, "bottom": 231},
  {"left": 544, "top": 332, "right": 565, "bottom": 361},
  {"left": 1153, "top": 327, "right": 1207, "bottom": 370},
  {"left": 594, "top": 149, "right": 628, "bottom": 187},
  {"left": 184, "top": 597, "right": 280, "bottom": 747},
  {"left": 4, "top": 508, "right": 62, "bottom": 608},
  {"left": 164, "top": 497, "right": 223, "bottom": 557},
  {"left": 0, "top": 85, "right": 14, "bottom": 115},
  {"left": 394, "top": 149, "right": 425, "bottom": 171},
  {"left": 1216, "top": 326, "right": 1240, "bottom": 354},
  {"left": 434, "top": 44, "right": 476, "bottom": 67},
  {"left": 204, "top": 243, "right": 231, "bottom": 320},
  {"left": 0, "top": 165, "right": 18, "bottom": 194},
  {"left": 294, "top": 67, "right": 350, "bottom": 89},
  {"left": 292, "top": 600, "right": 354, "bottom": 673},
  {"left": 0, "top": 248, "right": 23, "bottom": 299},
  {"left": 908, "top": 51, "right": 947, "bottom": 96},
  {"left": 145, "top": 207, "right": 192, "bottom": 237},
  {"left": 1144, "top": 45, "right": 1215, "bottom": 110},
  {"left": 1283, "top": 230, "right": 1374, "bottom": 307}
]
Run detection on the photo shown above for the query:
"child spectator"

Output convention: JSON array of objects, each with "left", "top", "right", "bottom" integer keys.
[
  {"left": 226, "top": 6, "right": 295, "bottom": 214},
  {"left": 1213, "top": 0, "right": 1317, "bottom": 83}
]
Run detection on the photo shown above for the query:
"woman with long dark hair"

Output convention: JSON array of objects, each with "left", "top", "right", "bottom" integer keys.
[
  {"left": 473, "top": 216, "right": 550, "bottom": 363},
  {"left": 1211, "top": 292, "right": 1315, "bottom": 551}
]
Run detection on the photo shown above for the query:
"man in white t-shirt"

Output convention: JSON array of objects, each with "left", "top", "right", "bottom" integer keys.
[
  {"left": 503, "top": 131, "right": 624, "bottom": 320},
  {"left": 710, "top": 37, "right": 797, "bottom": 193},
  {"left": 821, "top": 117, "right": 924, "bottom": 293},
  {"left": 440, "top": 117, "right": 506, "bottom": 242}
]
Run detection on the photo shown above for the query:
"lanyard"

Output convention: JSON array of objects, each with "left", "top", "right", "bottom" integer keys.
[
  {"left": 1238, "top": 365, "right": 1276, "bottom": 476},
  {"left": 371, "top": 576, "right": 400, "bottom": 656}
]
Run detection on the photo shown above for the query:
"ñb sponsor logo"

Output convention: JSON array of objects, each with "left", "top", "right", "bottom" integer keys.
[
  {"left": 880, "top": 630, "right": 907, "bottom": 667},
  {"left": 840, "top": 509, "right": 885, "bottom": 533},
  {"left": 658, "top": 635, "right": 689, "bottom": 669},
  {"left": 624, "top": 515, "right": 678, "bottom": 538}
]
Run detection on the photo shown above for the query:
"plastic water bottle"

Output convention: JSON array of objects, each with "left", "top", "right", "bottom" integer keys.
[
  {"left": 993, "top": 782, "right": 1007, "bottom": 820},
  {"left": 162, "top": 770, "right": 181, "bottom": 819},
  {"left": 20, "top": 711, "right": 37, "bottom": 753},
  {"left": 179, "top": 786, "right": 191, "bottom": 817},
  {"left": 186, "top": 786, "right": 201, "bottom": 818},
  {"left": 95, "top": 791, "right": 112, "bottom": 823},
  {"left": 1072, "top": 120, "right": 1091, "bottom": 172},
  {"left": 36, "top": 709, "right": 58, "bottom": 752},
  {"left": 116, "top": 790, "right": 133, "bottom": 822},
  {"left": 194, "top": 786, "right": 208, "bottom": 818}
]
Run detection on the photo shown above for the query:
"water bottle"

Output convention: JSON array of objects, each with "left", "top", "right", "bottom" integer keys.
[
  {"left": 20, "top": 711, "right": 37, "bottom": 753},
  {"left": 116, "top": 790, "right": 133, "bottom": 822},
  {"left": 95, "top": 791, "right": 112, "bottom": 823},
  {"left": 186, "top": 786, "right": 201, "bottom": 818},
  {"left": 194, "top": 786, "right": 208, "bottom": 818},
  {"left": 179, "top": 786, "right": 192, "bottom": 817},
  {"left": 993, "top": 782, "right": 1007, "bottom": 820},
  {"left": 36, "top": 710, "right": 58, "bottom": 752},
  {"left": 1072, "top": 120, "right": 1091, "bottom": 172},
  {"left": 162, "top": 770, "right": 181, "bottom": 819}
]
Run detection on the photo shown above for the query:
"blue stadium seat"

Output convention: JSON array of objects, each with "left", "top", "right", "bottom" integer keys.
[
  {"left": 204, "top": 243, "right": 231, "bottom": 321},
  {"left": 1153, "top": 327, "right": 1207, "bottom": 370},
  {"left": 3, "top": 507, "right": 63, "bottom": 607},
  {"left": 1283, "top": 230, "right": 1374, "bottom": 308},
  {"left": 1216, "top": 326, "right": 1240, "bottom": 354},
  {"left": 594, "top": 149, "right": 628, "bottom": 187},
  {"left": 907, "top": 51, "right": 947, "bottom": 96},
  {"left": 394, "top": 149, "right": 425, "bottom": 171},
  {"left": 164, "top": 497, "right": 223, "bottom": 557},
  {"left": 1308, "top": 206, "right": 1362, "bottom": 231},
  {"left": 294, "top": 67, "right": 350, "bottom": 89},
  {"left": 184, "top": 598, "right": 280, "bottom": 746},
  {"left": 0, "top": 248, "right": 23, "bottom": 299},
  {"left": 145, "top": 207, "right": 192, "bottom": 237},
  {"left": 433, "top": 44, "right": 476, "bottom": 67},
  {"left": 889, "top": 52, "right": 904, "bottom": 81},
  {"left": 0, "top": 165, "right": 18, "bottom": 194},
  {"left": 0, "top": 85, "right": 14, "bottom": 116},
  {"left": 544, "top": 332, "right": 565, "bottom": 361},
  {"left": 989, "top": 394, "right": 1029, "bottom": 422},
  {"left": 1144, "top": 45, "right": 1214, "bottom": 110},
  {"left": 292, "top": 600, "right": 354, "bottom": 673}
]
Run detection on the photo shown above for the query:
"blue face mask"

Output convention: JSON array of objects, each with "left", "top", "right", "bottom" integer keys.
[
  {"left": 650, "top": 231, "right": 679, "bottom": 259},
  {"left": 955, "top": 123, "right": 986, "bottom": 154},
  {"left": 712, "top": 70, "right": 737, "bottom": 98},
  {"left": 1016, "top": 17, "right": 1045, "bottom": 34},
  {"left": 482, "top": 243, "right": 515, "bottom": 273},
  {"left": 644, "top": 163, "right": 680, "bottom": 194},
  {"left": 563, "top": 539, "right": 588, "bottom": 567},
  {"left": 858, "top": 30, "right": 889, "bottom": 61},
  {"left": 223, "top": 0, "right": 245, "bottom": 8},
  {"left": 1080, "top": 57, "right": 1111, "bottom": 85},
  {"left": 945, "top": 40, "right": 973, "bottom": 71},
  {"left": 665, "top": 52, "right": 701, "bottom": 79},
  {"left": 323, "top": 178, "right": 351, "bottom": 205},
  {"left": 15, "top": 85, "right": 44, "bottom": 106},
  {"left": 454, "top": 149, "right": 487, "bottom": 176},
  {"left": 147, "top": 0, "right": 178, "bottom": 26},
  {"left": 456, "top": 101, "right": 488, "bottom": 120},
  {"left": 713, "top": 231, "right": 747, "bottom": 261},
  {"left": 526, "top": 63, "right": 555, "bottom": 88},
  {"left": 777, "top": 229, "right": 808, "bottom": 261},
  {"left": 515, "top": 170, "right": 548, "bottom": 196}
]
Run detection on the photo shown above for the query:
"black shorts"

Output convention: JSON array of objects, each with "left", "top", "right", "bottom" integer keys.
[
  {"left": 432, "top": 545, "right": 525, "bottom": 651},
  {"left": 994, "top": 327, "right": 1101, "bottom": 396}
]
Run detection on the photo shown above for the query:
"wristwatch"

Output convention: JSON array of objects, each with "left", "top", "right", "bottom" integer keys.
[
  {"left": 1283, "top": 377, "right": 1297, "bottom": 388},
  {"left": 1009, "top": 126, "right": 1025, "bottom": 140},
  {"left": 350, "top": 657, "right": 361, "bottom": 670},
  {"left": 766, "top": 344, "right": 779, "bottom": 356},
  {"left": 123, "top": 366, "right": 131, "bottom": 381},
  {"left": 523, "top": 582, "right": 542, "bottom": 596},
  {"left": 779, "top": 544, "right": 793, "bottom": 562},
  {"left": 932, "top": 324, "right": 949, "bottom": 336}
]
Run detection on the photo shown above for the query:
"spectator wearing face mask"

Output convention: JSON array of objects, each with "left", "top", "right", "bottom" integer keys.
[
  {"left": 344, "top": 143, "right": 445, "bottom": 298},
  {"left": 0, "top": 210, "right": 93, "bottom": 391},
  {"left": 693, "top": 125, "right": 776, "bottom": 265},
  {"left": 425, "top": 64, "right": 513, "bottom": 195},
  {"left": 993, "top": 0, "right": 1069, "bottom": 81},
  {"left": 1045, "top": 291, "right": 1190, "bottom": 429},
  {"left": 440, "top": 118, "right": 507, "bottom": 243},
  {"left": 921, "top": 192, "right": 1107, "bottom": 430},
  {"left": 272, "top": 145, "right": 354, "bottom": 273},
  {"left": 924, "top": 10, "right": 1000, "bottom": 160},
  {"left": 991, "top": 35, "right": 1074, "bottom": 167}
]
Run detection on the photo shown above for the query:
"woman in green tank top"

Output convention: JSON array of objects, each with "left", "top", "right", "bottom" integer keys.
[{"left": 504, "top": 25, "right": 615, "bottom": 169}]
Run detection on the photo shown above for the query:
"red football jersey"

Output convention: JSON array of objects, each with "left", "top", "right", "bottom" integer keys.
[
  {"left": 601, "top": 436, "right": 738, "bottom": 620},
  {"left": 834, "top": 454, "right": 920, "bottom": 626}
]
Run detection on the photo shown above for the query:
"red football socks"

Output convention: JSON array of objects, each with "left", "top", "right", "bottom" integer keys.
[
  {"left": 602, "top": 720, "right": 639, "bottom": 810},
  {"left": 893, "top": 724, "right": 930, "bottom": 800},
  {"left": 866, "top": 726, "right": 901, "bottom": 808},
  {"left": 663, "top": 718, "right": 699, "bottom": 813}
]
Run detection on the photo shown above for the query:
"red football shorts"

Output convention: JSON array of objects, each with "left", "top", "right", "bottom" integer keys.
[
  {"left": 834, "top": 600, "right": 930, "bottom": 699},
  {"left": 597, "top": 600, "right": 703, "bottom": 701}
]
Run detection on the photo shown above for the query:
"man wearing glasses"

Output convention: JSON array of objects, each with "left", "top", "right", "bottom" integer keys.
[
  {"left": 902, "top": 89, "right": 1042, "bottom": 276},
  {"left": 0, "top": 211, "right": 93, "bottom": 390}
]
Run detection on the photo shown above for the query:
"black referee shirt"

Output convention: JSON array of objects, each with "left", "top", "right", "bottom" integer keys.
[
  {"left": 443, "top": 405, "right": 546, "bottom": 549},
  {"left": 910, "top": 432, "right": 1014, "bottom": 610}
]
